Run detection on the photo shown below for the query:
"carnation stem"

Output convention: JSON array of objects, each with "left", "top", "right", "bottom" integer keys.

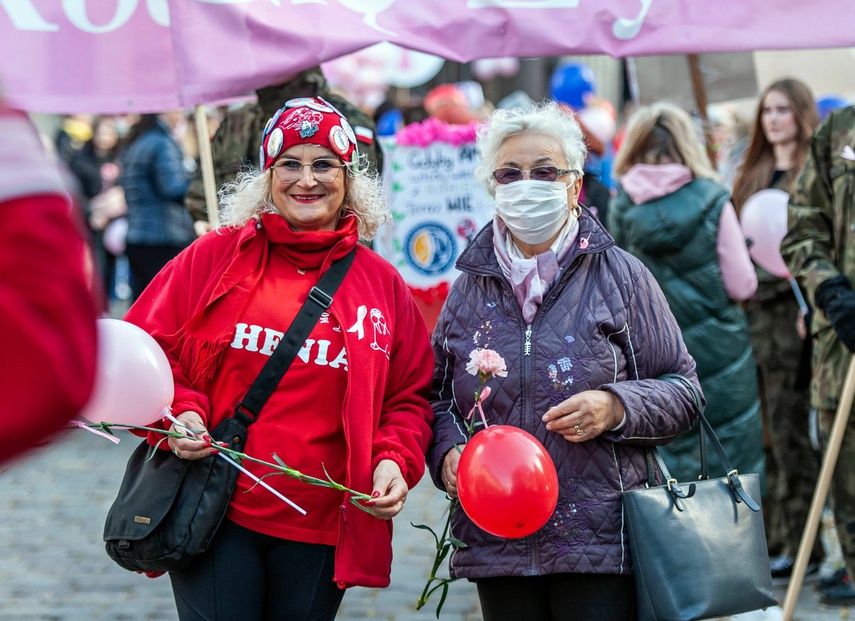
[{"left": 77, "top": 422, "right": 373, "bottom": 508}]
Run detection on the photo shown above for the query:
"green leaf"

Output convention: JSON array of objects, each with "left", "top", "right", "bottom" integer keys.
[
  {"left": 410, "top": 522, "right": 440, "bottom": 546},
  {"left": 349, "top": 496, "right": 377, "bottom": 516},
  {"left": 436, "top": 582, "right": 450, "bottom": 619},
  {"left": 447, "top": 536, "right": 468, "bottom": 549},
  {"left": 255, "top": 471, "right": 284, "bottom": 484},
  {"left": 321, "top": 462, "right": 336, "bottom": 484}
]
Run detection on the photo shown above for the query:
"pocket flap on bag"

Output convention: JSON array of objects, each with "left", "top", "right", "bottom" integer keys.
[{"left": 103, "top": 440, "right": 192, "bottom": 541}]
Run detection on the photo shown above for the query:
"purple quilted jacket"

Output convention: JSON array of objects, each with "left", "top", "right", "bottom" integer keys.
[{"left": 427, "top": 211, "right": 701, "bottom": 579}]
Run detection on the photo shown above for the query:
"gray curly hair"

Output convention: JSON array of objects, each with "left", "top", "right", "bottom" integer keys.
[
  {"left": 475, "top": 100, "right": 587, "bottom": 196},
  {"left": 217, "top": 164, "right": 388, "bottom": 240}
]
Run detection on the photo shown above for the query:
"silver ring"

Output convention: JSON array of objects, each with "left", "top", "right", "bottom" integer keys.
[{"left": 173, "top": 447, "right": 183, "bottom": 459}]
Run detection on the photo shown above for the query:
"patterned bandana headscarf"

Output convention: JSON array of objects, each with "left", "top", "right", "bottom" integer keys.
[{"left": 259, "top": 96, "right": 359, "bottom": 170}]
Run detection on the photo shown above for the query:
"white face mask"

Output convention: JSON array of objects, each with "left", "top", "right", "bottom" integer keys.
[{"left": 495, "top": 180, "right": 573, "bottom": 245}]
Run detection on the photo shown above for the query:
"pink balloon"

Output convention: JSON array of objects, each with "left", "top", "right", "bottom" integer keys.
[
  {"left": 102, "top": 216, "right": 128, "bottom": 256},
  {"left": 739, "top": 189, "right": 791, "bottom": 278},
  {"left": 79, "top": 319, "right": 174, "bottom": 426}
]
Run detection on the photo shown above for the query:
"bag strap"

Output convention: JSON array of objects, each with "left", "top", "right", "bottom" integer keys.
[
  {"left": 232, "top": 247, "right": 357, "bottom": 426},
  {"left": 651, "top": 373, "right": 761, "bottom": 512},
  {"left": 658, "top": 373, "right": 707, "bottom": 476}
]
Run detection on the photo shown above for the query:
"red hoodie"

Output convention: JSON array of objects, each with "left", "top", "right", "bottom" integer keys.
[{"left": 124, "top": 213, "right": 434, "bottom": 588}]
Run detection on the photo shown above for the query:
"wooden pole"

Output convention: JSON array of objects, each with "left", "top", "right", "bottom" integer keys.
[
  {"left": 194, "top": 105, "right": 219, "bottom": 229},
  {"left": 687, "top": 55, "right": 718, "bottom": 171},
  {"left": 782, "top": 355, "right": 855, "bottom": 620}
]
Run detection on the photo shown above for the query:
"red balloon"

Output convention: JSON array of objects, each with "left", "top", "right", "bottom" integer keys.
[{"left": 457, "top": 425, "right": 559, "bottom": 539}]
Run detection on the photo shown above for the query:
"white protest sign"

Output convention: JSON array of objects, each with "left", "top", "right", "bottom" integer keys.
[{"left": 376, "top": 125, "right": 495, "bottom": 294}]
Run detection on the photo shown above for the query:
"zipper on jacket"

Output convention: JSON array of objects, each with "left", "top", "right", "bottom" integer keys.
[
  {"left": 521, "top": 321, "right": 540, "bottom": 575},
  {"left": 333, "top": 504, "right": 347, "bottom": 588}
]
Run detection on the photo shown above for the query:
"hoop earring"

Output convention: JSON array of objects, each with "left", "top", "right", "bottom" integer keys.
[{"left": 571, "top": 204, "right": 582, "bottom": 219}]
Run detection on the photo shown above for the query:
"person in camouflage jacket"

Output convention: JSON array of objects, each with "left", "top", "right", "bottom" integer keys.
[
  {"left": 186, "top": 67, "right": 383, "bottom": 228},
  {"left": 781, "top": 104, "right": 855, "bottom": 584}
]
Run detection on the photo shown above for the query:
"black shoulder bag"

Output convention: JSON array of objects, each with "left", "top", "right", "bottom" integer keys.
[
  {"left": 104, "top": 248, "right": 356, "bottom": 573},
  {"left": 622, "top": 373, "right": 777, "bottom": 621}
]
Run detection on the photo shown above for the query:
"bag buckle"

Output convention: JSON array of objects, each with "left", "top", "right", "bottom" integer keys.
[
  {"left": 234, "top": 403, "right": 258, "bottom": 424},
  {"left": 726, "top": 469, "right": 743, "bottom": 502},
  {"left": 308, "top": 286, "right": 333, "bottom": 309},
  {"left": 666, "top": 478, "right": 688, "bottom": 511}
]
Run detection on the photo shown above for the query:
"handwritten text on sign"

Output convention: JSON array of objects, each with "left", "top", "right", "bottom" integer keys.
[{"left": 376, "top": 139, "right": 494, "bottom": 289}]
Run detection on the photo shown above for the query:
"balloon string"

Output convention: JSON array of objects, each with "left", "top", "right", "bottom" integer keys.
[
  {"left": 467, "top": 390, "right": 490, "bottom": 429},
  {"left": 163, "top": 411, "right": 306, "bottom": 515},
  {"left": 71, "top": 419, "right": 121, "bottom": 443}
]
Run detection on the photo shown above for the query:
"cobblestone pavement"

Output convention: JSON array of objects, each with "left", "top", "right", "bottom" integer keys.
[{"left": 0, "top": 429, "right": 845, "bottom": 621}]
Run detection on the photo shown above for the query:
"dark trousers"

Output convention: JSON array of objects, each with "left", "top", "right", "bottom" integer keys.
[
  {"left": 169, "top": 519, "right": 345, "bottom": 621},
  {"left": 125, "top": 242, "right": 186, "bottom": 301},
  {"left": 475, "top": 573, "right": 636, "bottom": 621}
]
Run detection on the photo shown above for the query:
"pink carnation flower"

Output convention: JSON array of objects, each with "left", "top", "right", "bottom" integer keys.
[{"left": 466, "top": 348, "right": 508, "bottom": 378}]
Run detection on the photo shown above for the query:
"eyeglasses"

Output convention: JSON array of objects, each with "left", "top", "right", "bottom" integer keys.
[
  {"left": 492, "top": 166, "right": 576, "bottom": 185},
  {"left": 271, "top": 158, "right": 343, "bottom": 183}
]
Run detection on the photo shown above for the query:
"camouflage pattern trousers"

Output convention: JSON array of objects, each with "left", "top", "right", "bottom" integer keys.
[
  {"left": 819, "top": 407, "right": 855, "bottom": 574},
  {"left": 747, "top": 291, "right": 821, "bottom": 559}
]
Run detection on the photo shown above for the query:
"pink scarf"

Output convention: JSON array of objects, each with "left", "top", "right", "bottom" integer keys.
[{"left": 492, "top": 216, "right": 579, "bottom": 325}]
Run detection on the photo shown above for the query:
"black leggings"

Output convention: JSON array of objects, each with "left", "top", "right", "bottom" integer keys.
[
  {"left": 125, "top": 242, "right": 186, "bottom": 301},
  {"left": 169, "top": 519, "right": 345, "bottom": 621},
  {"left": 475, "top": 573, "right": 637, "bottom": 621}
]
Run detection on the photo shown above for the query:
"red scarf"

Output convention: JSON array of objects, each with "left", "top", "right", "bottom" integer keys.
[
  {"left": 262, "top": 211, "right": 358, "bottom": 270},
  {"left": 178, "top": 212, "right": 359, "bottom": 387}
]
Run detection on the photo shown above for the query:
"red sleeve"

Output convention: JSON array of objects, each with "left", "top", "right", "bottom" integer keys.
[
  {"left": 371, "top": 275, "right": 434, "bottom": 488},
  {"left": 0, "top": 195, "right": 98, "bottom": 463}
]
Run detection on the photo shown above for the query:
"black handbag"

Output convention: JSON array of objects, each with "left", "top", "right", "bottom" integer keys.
[
  {"left": 622, "top": 373, "right": 777, "bottom": 621},
  {"left": 103, "top": 248, "right": 356, "bottom": 573}
]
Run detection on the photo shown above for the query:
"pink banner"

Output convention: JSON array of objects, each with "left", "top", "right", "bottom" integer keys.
[{"left": 1, "top": 0, "right": 853, "bottom": 114}]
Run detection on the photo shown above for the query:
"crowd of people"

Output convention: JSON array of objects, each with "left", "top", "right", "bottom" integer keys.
[{"left": 8, "top": 58, "right": 855, "bottom": 619}]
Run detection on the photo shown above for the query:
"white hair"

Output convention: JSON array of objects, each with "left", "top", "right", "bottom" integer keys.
[
  {"left": 475, "top": 100, "right": 587, "bottom": 196},
  {"left": 217, "top": 164, "right": 388, "bottom": 240}
]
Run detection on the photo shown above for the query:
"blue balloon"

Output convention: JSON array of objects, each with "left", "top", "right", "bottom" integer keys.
[
  {"left": 817, "top": 95, "right": 853, "bottom": 121},
  {"left": 549, "top": 62, "right": 596, "bottom": 110},
  {"left": 376, "top": 109, "right": 403, "bottom": 137}
]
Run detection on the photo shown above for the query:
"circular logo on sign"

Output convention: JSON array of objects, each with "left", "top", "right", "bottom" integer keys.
[{"left": 405, "top": 223, "right": 457, "bottom": 276}]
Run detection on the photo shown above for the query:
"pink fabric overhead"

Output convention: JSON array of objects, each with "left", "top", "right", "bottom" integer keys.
[{"left": 1, "top": 0, "right": 853, "bottom": 114}]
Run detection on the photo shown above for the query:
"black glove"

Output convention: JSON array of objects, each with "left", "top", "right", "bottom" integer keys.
[{"left": 816, "top": 275, "right": 855, "bottom": 353}]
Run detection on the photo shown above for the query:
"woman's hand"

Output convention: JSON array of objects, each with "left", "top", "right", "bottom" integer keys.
[
  {"left": 369, "top": 459, "right": 409, "bottom": 520},
  {"left": 542, "top": 390, "right": 625, "bottom": 442},
  {"left": 441, "top": 448, "right": 462, "bottom": 499},
  {"left": 167, "top": 411, "right": 214, "bottom": 460}
]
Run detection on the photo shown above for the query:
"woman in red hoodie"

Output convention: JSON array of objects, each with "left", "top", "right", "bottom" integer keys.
[{"left": 124, "top": 97, "right": 433, "bottom": 620}]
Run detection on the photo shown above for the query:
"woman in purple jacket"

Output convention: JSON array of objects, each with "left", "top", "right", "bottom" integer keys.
[{"left": 427, "top": 101, "right": 700, "bottom": 620}]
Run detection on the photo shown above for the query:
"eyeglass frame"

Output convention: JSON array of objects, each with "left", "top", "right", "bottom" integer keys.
[
  {"left": 270, "top": 157, "right": 346, "bottom": 184},
  {"left": 491, "top": 166, "right": 580, "bottom": 185}
]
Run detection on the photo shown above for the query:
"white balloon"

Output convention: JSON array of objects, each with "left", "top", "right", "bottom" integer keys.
[
  {"left": 102, "top": 216, "right": 128, "bottom": 256},
  {"left": 79, "top": 319, "right": 174, "bottom": 427}
]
